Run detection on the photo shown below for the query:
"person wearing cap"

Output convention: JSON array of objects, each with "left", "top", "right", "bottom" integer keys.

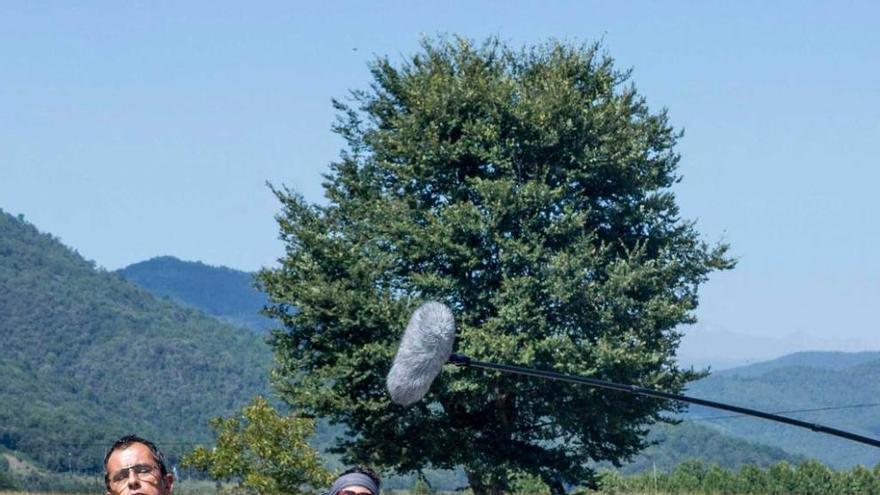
[{"left": 327, "top": 466, "right": 381, "bottom": 495}]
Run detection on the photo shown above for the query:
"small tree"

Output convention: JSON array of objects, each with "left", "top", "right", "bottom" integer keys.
[
  {"left": 766, "top": 461, "right": 796, "bottom": 494},
  {"left": 412, "top": 475, "right": 435, "bottom": 495},
  {"left": 792, "top": 460, "right": 833, "bottom": 495},
  {"left": 260, "top": 36, "right": 732, "bottom": 495},
  {"left": 182, "top": 397, "right": 331, "bottom": 495},
  {"left": 735, "top": 464, "right": 768, "bottom": 494},
  {"left": 842, "top": 465, "right": 880, "bottom": 495},
  {"left": 669, "top": 459, "right": 706, "bottom": 492}
]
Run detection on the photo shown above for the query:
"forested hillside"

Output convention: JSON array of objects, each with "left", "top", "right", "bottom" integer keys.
[
  {"left": 686, "top": 357, "right": 880, "bottom": 468},
  {"left": 0, "top": 211, "right": 272, "bottom": 473},
  {"left": 118, "top": 256, "right": 273, "bottom": 333}
]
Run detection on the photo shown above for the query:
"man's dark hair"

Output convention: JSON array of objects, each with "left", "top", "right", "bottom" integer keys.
[
  {"left": 339, "top": 466, "right": 381, "bottom": 491},
  {"left": 103, "top": 434, "right": 168, "bottom": 489}
]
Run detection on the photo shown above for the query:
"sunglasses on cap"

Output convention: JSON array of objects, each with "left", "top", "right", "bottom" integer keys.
[{"left": 338, "top": 490, "right": 374, "bottom": 495}]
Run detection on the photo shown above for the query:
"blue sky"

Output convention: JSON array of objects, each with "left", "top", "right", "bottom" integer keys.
[{"left": 3, "top": 1, "right": 879, "bottom": 362}]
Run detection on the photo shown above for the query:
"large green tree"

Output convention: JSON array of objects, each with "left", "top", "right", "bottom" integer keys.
[{"left": 259, "top": 37, "right": 733, "bottom": 495}]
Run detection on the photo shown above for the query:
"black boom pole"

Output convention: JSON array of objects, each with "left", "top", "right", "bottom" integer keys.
[{"left": 448, "top": 353, "right": 880, "bottom": 449}]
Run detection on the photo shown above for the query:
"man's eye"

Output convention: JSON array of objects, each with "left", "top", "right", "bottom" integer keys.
[{"left": 134, "top": 465, "right": 153, "bottom": 474}]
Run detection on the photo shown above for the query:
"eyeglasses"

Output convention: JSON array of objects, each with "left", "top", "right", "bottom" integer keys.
[{"left": 109, "top": 464, "right": 160, "bottom": 485}]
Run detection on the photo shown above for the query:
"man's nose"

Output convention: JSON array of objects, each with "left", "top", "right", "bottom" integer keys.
[{"left": 126, "top": 469, "right": 141, "bottom": 487}]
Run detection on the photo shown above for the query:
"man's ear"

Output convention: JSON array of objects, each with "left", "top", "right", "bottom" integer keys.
[{"left": 161, "top": 473, "right": 175, "bottom": 494}]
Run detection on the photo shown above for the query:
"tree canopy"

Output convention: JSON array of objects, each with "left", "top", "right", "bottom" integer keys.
[{"left": 259, "top": 36, "right": 733, "bottom": 495}]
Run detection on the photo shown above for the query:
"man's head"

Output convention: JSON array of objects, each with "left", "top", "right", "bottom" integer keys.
[
  {"left": 328, "top": 466, "right": 381, "bottom": 495},
  {"left": 103, "top": 435, "right": 173, "bottom": 495}
]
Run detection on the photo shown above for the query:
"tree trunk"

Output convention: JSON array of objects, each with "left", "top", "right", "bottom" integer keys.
[
  {"left": 465, "top": 469, "right": 506, "bottom": 495},
  {"left": 544, "top": 475, "right": 566, "bottom": 495}
]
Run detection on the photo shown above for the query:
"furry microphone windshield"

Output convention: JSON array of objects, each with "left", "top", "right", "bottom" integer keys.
[{"left": 386, "top": 301, "right": 456, "bottom": 406}]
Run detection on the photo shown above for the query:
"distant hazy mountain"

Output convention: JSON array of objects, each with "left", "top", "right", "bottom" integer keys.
[
  {"left": 0, "top": 211, "right": 272, "bottom": 473},
  {"left": 678, "top": 324, "right": 810, "bottom": 371},
  {"left": 677, "top": 324, "right": 878, "bottom": 372},
  {"left": 684, "top": 354, "right": 880, "bottom": 468},
  {"left": 713, "top": 351, "right": 880, "bottom": 378},
  {"left": 118, "top": 256, "right": 273, "bottom": 333}
]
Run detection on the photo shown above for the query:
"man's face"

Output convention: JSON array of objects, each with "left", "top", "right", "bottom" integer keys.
[{"left": 105, "top": 443, "right": 173, "bottom": 495}]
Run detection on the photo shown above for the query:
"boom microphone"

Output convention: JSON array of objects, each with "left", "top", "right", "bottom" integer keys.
[
  {"left": 386, "top": 302, "right": 880, "bottom": 449},
  {"left": 386, "top": 301, "right": 456, "bottom": 406}
]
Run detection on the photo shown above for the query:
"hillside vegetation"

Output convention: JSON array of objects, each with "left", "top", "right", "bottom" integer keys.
[
  {"left": 0, "top": 211, "right": 272, "bottom": 473},
  {"left": 118, "top": 256, "right": 273, "bottom": 333}
]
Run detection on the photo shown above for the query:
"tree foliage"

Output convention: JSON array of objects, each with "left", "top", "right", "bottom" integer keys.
[
  {"left": 182, "top": 397, "right": 332, "bottom": 495},
  {"left": 259, "top": 36, "right": 733, "bottom": 495}
]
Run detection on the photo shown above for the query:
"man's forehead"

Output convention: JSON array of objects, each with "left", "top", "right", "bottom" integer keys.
[{"left": 107, "top": 443, "right": 155, "bottom": 467}]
